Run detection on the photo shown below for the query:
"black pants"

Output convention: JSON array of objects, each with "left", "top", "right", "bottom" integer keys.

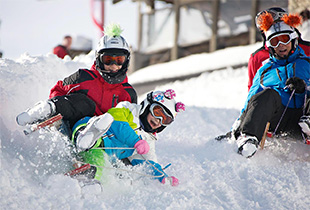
[
  {"left": 50, "top": 93, "right": 96, "bottom": 129},
  {"left": 238, "top": 89, "right": 308, "bottom": 142}
]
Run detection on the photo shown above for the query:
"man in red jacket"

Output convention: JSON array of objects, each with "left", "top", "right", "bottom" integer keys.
[
  {"left": 248, "top": 7, "right": 310, "bottom": 91},
  {"left": 16, "top": 24, "right": 137, "bottom": 133},
  {"left": 53, "top": 35, "right": 72, "bottom": 59}
]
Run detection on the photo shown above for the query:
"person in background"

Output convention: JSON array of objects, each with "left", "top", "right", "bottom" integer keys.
[
  {"left": 53, "top": 35, "right": 72, "bottom": 59},
  {"left": 247, "top": 7, "right": 310, "bottom": 91},
  {"left": 299, "top": 8, "right": 310, "bottom": 41},
  {"left": 70, "top": 89, "right": 185, "bottom": 186},
  {"left": 16, "top": 24, "right": 137, "bottom": 136},
  {"left": 233, "top": 12, "right": 310, "bottom": 158}
]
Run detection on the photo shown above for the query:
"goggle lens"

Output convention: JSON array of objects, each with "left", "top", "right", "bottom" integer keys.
[
  {"left": 100, "top": 54, "right": 126, "bottom": 66},
  {"left": 269, "top": 34, "right": 291, "bottom": 48},
  {"left": 150, "top": 104, "right": 174, "bottom": 126}
]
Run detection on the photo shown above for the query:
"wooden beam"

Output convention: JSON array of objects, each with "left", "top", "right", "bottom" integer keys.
[
  {"left": 210, "top": 0, "right": 220, "bottom": 52},
  {"left": 171, "top": 0, "right": 180, "bottom": 60},
  {"left": 137, "top": 1, "right": 143, "bottom": 51},
  {"left": 249, "top": 0, "right": 259, "bottom": 44}
]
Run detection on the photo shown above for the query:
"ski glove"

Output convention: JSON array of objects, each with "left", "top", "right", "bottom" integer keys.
[
  {"left": 134, "top": 140, "right": 150, "bottom": 154},
  {"left": 161, "top": 176, "right": 179, "bottom": 186},
  {"left": 285, "top": 77, "right": 306, "bottom": 94}
]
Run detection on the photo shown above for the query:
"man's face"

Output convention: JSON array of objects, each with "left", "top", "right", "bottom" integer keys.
[
  {"left": 268, "top": 33, "right": 294, "bottom": 58},
  {"left": 274, "top": 41, "right": 292, "bottom": 58}
]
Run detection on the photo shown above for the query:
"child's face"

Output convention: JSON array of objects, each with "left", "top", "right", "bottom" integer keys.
[
  {"left": 104, "top": 63, "right": 122, "bottom": 73},
  {"left": 147, "top": 113, "right": 162, "bottom": 130}
]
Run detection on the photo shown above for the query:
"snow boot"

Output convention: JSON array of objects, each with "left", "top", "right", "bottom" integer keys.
[
  {"left": 16, "top": 100, "right": 56, "bottom": 126},
  {"left": 236, "top": 134, "right": 259, "bottom": 158},
  {"left": 76, "top": 113, "right": 114, "bottom": 151},
  {"left": 298, "top": 115, "right": 310, "bottom": 136},
  {"left": 298, "top": 115, "right": 310, "bottom": 144}
]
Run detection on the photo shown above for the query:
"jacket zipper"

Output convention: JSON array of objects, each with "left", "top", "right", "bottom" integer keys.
[{"left": 112, "top": 94, "right": 119, "bottom": 107}]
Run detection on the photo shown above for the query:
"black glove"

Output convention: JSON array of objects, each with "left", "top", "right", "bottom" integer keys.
[{"left": 285, "top": 77, "right": 306, "bottom": 94}]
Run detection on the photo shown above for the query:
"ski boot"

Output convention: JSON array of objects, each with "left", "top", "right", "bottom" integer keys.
[
  {"left": 236, "top": 134, "right": 259, "bottom": 158},
  {"left": 76, "top": 113, "right": 114, "bottom": 151},
  {"left": 16, "top": 100, "right": 56, "bottom": 126}
]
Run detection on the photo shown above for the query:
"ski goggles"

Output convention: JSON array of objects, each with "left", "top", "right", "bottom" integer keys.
[
  {"left": 255, "top": 9, "right": 286, "bottom": 29},
  {"left": 100, "top": 54, "right": 127, "bottom": 66},
  {"left": 150, "top": 104, "right": 174, "bottom": 126},
  {"left": 267, "top": 33, "right": 297, "bottom": 48}
]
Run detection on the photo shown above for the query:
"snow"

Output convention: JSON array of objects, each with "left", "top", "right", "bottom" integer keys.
[{"left": 1, "top": 44, "right": 310, "bottom": 209}]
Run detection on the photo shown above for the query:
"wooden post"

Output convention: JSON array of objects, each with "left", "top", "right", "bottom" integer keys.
[
  {"left": 171, "top": 0, "right": 180, "bottom": 60},
  {"left": 260, "top": 122, "right": 270, "bottom": 149},
  {"left": 137, "top": 1, "right": 143, "bottom": 52},
  {"left": 249, "top": 0, "right": 259, "bottom": 44},
  {"left": 147, "top": 1, "right": 155, "bottom": 46},
  {"left": 210, "top": 0, "right": 220, "bottom": 52}
]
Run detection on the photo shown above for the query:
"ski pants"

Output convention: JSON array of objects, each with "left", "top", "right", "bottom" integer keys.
[
  {"left": 238, "top": 89, "right": 309, "bottom": 142},
  {"left": 78, "top": 149, "right": 107, "bottom": 182},
  {"left": 50, "top": 93, "right": 96, "bottom": 129}
]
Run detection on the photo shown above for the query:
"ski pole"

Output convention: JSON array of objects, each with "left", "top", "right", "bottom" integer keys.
[
  {"left": 162, "top": 163, "right": 172, "bottom": 170},
  {"left": 273, "top": 88, "right": 295, "bottom": 136}
]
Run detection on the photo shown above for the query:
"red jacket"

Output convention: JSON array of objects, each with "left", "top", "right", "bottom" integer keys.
[
  {"left": 247, "top": 39, "right": 310, "bottom": 91},
  {"left": 49, "top": 64, "right": 137, "bottom": 116},
  {"left": 53, "top": 45, "right": 69, "bottom": 59}
]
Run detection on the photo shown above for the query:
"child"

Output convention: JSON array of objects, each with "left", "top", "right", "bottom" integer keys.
[
  {"left": 71, "top": 89, "right": 185, "bottom": 186},
  {"left": 234, "top": 12, "right": 310, "bottom": 158},
  {"left": 16, "top": 24, "right": 137, "bottom": 135}
]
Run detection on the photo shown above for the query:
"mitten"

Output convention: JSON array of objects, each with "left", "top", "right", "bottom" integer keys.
[
  {"left": 161, "top": 176, "right": 179, "bottom": 186},
  {"left": 285, "top": 77, "right": 306, "bottom": 94},
  {"left": 134, "top": 140, "right": 150, "bottom": 154}
]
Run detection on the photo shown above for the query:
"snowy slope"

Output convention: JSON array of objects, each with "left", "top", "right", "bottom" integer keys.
[{"left": 0, "top": 46, "right": 309, "bottom": 210}]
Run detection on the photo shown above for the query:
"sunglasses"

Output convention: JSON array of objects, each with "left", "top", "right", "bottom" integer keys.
[
  {"left": 267, "top": 33, "right": 296, "bottom": 48},
  {"left": 150, "top": 104, "right": 174, "bottom": 126},
  {"left": 100, "top": 54, "right": 126, "bottom": 66}
]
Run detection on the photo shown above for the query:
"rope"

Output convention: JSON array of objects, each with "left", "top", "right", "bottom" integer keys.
[
  {"left": 301, "top": 94, "right": 308, "bottom": 143},
  {"left": 92, "top": 147, "right": 166, "bottom": 177},
  {"left": 75, "top": 146, "right": 167, "bottom": 178},
  {"left": 74, "top": 159, "right": 165, "bottom": 178},
  {"left": 303, "top": 93, "right": 307, "bottom": 115},
  {"left": 139, "top": 154, "right": 166, "bottom": 177},
  {"left": 273, "top": 89, "right": 295, "bottom": 136},
  {"left": 92, "top": 147, "right": 135, "bottom": 150}
]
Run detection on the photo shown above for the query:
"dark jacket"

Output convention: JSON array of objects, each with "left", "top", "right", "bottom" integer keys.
[{"left": 49, "top": 64, "right": 137, "bottom": 116}]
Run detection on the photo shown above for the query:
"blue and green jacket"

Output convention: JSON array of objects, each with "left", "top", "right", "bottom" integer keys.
[{"left": 72, "top": 101, "right": 168, "bottom": 182}]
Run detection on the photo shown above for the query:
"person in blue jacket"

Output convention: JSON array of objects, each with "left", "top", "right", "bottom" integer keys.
[
  {"left": 232, "top": 12, "right": 310, "bottom": 158},
  {"left": 70, "top": 89, "right": 185, "bottom": 186}
]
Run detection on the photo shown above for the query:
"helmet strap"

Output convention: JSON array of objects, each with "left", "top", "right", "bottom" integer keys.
[{"left": 139, "top": 107, "right": 154, "bottom": 133}]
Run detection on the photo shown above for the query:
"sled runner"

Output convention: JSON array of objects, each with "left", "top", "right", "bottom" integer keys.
[{"left": 23, "top": 114, "right": 63, "bottom": 135}]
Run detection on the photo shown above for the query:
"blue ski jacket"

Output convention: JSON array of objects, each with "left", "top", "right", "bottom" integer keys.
[
  {"left": 72, "top": 101, "right": 169, "bottom": 182},
  {"left": 242, "top": 46, "right": 310, "bottom": 115}
]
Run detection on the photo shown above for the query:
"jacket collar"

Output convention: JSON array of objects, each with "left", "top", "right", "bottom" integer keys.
[{"left": 270, "top": 46, "right": 302, "bottom": 65}]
